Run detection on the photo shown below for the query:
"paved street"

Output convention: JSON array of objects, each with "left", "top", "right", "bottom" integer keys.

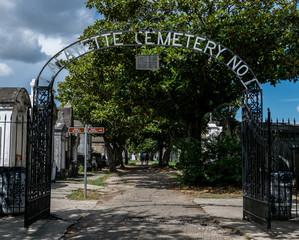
[
  {"left": 1, "top": 165, "right": 298, "bottom": 239},
  {"left": 62, "top": 166, "right": 245, "bottom": 239}
]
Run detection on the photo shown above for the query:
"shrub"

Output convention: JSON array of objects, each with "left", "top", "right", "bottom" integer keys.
[
  {"left": 175, "top": 139, "right": 206, "bottom": 185},
  {"left": 176, "top": 134, "right": 242, "bottom": 186},
  {"left": 202, "top": 134, "right": 242, "bottom": 186}
]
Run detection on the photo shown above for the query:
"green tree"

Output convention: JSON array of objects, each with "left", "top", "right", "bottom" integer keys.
[
  {"left": 58, "top": 0, "right": 298, "bottom": 175},
  {"left": 84, "top": 0, "right": 297, "bottom": 138},
  {"left": 210, "top": 100, "right": 242, "bottom": 137},
  {"left": 57, "top": 52, "right": 151, "bottom": 171}
]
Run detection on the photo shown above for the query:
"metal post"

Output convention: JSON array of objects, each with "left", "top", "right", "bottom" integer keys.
[
  {"left": 267, "top": 109, "right": 272, "bottom": 229},
  {"left": 84, "top": 125, "right": 88, "bottom": 198}
]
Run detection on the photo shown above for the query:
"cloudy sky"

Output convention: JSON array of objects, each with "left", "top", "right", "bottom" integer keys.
[
  {"left": 0, "top": 0, "right": 96, "bottom": 89},
  {"left": 0, "top": 0, "right": 298, "bottom": 121}
]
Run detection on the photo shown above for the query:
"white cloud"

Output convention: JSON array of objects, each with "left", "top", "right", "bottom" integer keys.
[
  {"left": 0, "top": 0, "right": 97, "bottom": 90},
  {"left": 297, "top": 106, "right": 299, "bottom": 112},
  {"left": 281, "top": 98, "right": 299, "bottom": 102},
  {"left": 0, "top": 0, "right": 15, "bottom": 9},
  {"left": 0, "top": 63, "right": 13, "bottom": 77},
  {"left": 38, "top": 35, "right": 65, "bottom": 57},
  {"left": 0, "top": 0, "right": 95, "bottom": 63}
]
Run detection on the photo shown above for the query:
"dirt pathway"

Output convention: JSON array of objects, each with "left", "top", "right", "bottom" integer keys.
[{"left": 62, "top": 166, "right": 245, "bottom": 239}]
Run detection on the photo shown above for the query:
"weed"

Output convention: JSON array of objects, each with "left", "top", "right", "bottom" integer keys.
[
  {"left": 86, "top": 171, "right": 115, "bottom": 186},
  {"left": 67, "top": 188, "right": 100, "bottom": 200}
]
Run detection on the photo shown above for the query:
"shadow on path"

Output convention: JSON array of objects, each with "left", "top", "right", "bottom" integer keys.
[{"left": 63, "top": 165, "right": 244, "bottom": 240}]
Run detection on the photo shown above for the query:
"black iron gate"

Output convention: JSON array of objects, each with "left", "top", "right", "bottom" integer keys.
[
  {"left": 270, "top": 119, "right": 299, "bottom": 220},
  {"left": 242, "top": 87, "right": 272, "bottom": 229},
  {"left": 24, "top": 86, "right": 54, "bottom": 228},
  {"left": 242, "top": 87, "right": 299, "bottom": 229}
]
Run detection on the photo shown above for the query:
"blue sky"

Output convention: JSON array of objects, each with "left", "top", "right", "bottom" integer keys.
[
  {"left": 0, "top": 0, "right": 298, "bottom": 122},
  {"left": 235, "top": 82, "right": 299, "bottom": 122},
  {"left": 262, "top": 82, "right": 299, "bottom": 121}
]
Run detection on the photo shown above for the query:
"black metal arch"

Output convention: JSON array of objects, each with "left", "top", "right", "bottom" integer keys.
[
  {"left": 26, "top": 11, "right": 265, "bottom": 228},
  {"left": 36, "top": 30, "right": 261, "bottom": 91}
]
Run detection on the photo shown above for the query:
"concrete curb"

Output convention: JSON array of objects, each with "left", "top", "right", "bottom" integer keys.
[
  {"left": 193, "top": 198, "right": 299, "bottom": 240},
  {"left": 0, "top": 173, "right": 106, "bottom": 240}
]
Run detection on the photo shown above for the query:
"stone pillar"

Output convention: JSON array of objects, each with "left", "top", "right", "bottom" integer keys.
[
  {"left": 54, "top": 112, "right": 67, "bottom": 176},
  {"left": 70, "top": 134, "right": 80, "bottom": 176}
]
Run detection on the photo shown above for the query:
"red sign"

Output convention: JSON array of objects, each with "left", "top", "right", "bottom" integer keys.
[
  {"left": 68, "top": 127, "right": 85, "bottom": 133},
  {"left": 88, "top": 127, "right": 104, "bottom": 134}
]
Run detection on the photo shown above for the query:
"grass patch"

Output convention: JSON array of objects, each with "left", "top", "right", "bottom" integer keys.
[
  {"left": 86, "top": 176, "right": 107, "bottom": 186},
  {"left": 128, "top": 160, "right": 138, "bottom": 166},
  {"left": 174, "top": 185, "right": 242, "bottom": 199},
  {"left": 86, "top": 171, "right": 115, "bottom": 186},
  {"left": 150, "top": 161, "right": 159, "bottom": 167},
  {"left": 67, "top": 188, "right": 101, "bottom": 200},
  {"left": 168, "top": 171, "right": 242, "bottom": 199},
  {"left": 168, "top": 161, "right": 177, "bottom": 167},
  {"left": 151, "top": 161, "right": 177, "bottom": 167}
]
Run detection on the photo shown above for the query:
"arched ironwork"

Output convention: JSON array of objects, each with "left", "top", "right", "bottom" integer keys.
[
  {"left": 36, "top": 31, "right": 261, "bottom": 93},
  {"left": 26, "top": 7, "right": 267, "bottom": 228}
]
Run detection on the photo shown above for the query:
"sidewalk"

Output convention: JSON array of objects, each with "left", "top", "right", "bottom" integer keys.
[
  {"left": 193, "top": 198, "right": 299, "bottom": 240},
  {"left": 1, "top": 171, "right": 299, "bottom": 239},
  {"left": 0, "top": 173, "right": 107, "bottom": 240}
]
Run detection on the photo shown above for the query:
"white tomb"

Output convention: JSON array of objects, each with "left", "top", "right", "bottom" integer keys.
[
  {"left": 0, "top": 88, "right": 31, "bottom": 214},
  {"left": 0, "top": 88, "right": 31, "bottom": 167}
]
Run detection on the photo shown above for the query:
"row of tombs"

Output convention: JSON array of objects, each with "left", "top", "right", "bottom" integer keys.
[
  {"left": 0, "top": 85, "right": 105, "bottom": 214},
  {"left": 1, "top": 85, "right": 299, "bottom": 220}
]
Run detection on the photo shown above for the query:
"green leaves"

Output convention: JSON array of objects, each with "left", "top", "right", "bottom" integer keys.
[
  {"left": 57, "top": 0, "right": 297, "bottom": 170},
  {"left": 176, "top": 134, "right": 242, "bottom": 186}
]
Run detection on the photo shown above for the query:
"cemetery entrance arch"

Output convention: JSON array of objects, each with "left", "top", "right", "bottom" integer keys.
[{"left": 26, "top": 23, "right": 269, "bottom": 228}]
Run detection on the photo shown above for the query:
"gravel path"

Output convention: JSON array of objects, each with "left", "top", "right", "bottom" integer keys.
[{"left": 62, "top": 166, "right": 246, "bottom": 239}]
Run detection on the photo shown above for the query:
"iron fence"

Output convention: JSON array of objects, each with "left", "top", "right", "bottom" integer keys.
[
  {"left": 242, "top": 106, "right": 299, "bottom": 229},
  {"left": 0, "top": 87, "right": 54, "bottom": 228},
  {"left": 242, "top": 106, "right": 271, "bottom": 228},
  {"left": 270, "top": 119, "right": 299, "bottom": 219},
  {"left": 0, "top": 114, "right": 28, "bottom": 215}
]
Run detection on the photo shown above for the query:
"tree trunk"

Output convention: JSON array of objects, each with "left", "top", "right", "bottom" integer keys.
[
  {"left": 158, "top": 145, "right": 163, "bottom": 168},
  {"left": 105, "top": 140, "right": 117, "bottom": 172},
  {"left": 162, "top": 147, "right": 171, "bottom": 167},
  {"left": 124, "top": 148, "right": 129, "bottom": 165},
  {"left": 120, "top": 149, "right": 125, "bottom": 169},
  {"left": 187, "top": 117, "right": 203, "bottom": 140},
  {"left": 162, "top": 137, "right": 173, "bottom": 167},
  {"left": 116, "top": 147, "right": 123, "bottom": 167}
]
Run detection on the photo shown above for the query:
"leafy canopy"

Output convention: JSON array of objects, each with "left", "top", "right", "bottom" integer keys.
[{"left": 57, "top": 0, "right": 298, "bottom": 143}]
